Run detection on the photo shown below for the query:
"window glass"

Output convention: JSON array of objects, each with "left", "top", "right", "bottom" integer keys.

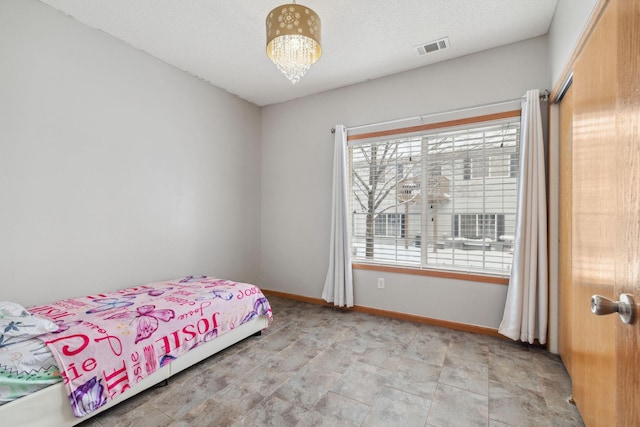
[{"left": 348, "top": 114, "right": 520, "bottom": 276}]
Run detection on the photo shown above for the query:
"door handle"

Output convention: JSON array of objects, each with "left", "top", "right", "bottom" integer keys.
[{"left": 591, "top": 294, "right": 635, "bottom": 324}]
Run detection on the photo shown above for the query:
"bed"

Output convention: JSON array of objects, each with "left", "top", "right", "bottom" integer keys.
[{"left": 0, "top": 276, "right": 272, "bottom": 427}]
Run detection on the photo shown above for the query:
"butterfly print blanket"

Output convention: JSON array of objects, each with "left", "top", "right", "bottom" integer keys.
[{"left": 29, "top": 276, "right": 272, "bottom": 417}]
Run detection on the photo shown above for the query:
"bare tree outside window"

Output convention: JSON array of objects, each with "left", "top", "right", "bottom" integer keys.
[{"left": 351, "top": 140, "right": 420, "bottom": 259}]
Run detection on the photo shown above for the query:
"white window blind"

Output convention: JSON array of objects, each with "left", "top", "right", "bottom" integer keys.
[{"left": 348, "top": 113, "right": 520, "bottom": 276}]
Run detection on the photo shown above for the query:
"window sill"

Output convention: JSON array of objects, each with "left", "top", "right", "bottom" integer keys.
[{"left": 351, "top": 263, "right": 509, "bottom": 285}]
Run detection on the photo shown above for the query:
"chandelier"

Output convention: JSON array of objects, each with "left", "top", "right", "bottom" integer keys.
[{"left": 266, "top": 2, "right": 322, "bottom": 84}]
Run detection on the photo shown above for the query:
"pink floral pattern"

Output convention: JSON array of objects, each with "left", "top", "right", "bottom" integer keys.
[{"left": 31, "top": 277, "right": 272, "bottom": 417}]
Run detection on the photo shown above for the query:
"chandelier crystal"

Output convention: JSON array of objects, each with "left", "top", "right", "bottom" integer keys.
[{"left": 266, "top": 2, "right": 321, "bottom": 84}]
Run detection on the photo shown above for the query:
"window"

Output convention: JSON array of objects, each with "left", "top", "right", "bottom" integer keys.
[
  {"left": 453, "top": 214, "right": 504, "bottom": 241},
  {"left": 374, "top": 213, "right": 405, "bottom": 237},
  {"left": 348, "top": 111, "right": 520, "bottom": 276},
  {"left": 470, "top": 156, "right": 511, "bottom": 179}
]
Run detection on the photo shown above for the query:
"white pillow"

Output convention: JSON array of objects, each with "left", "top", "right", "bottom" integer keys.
[
  {"left": 0, "top": 301, "right": 30, "bottom": 317},
  {"left": 0, "top": 301, "right": 59, "bottom": 348}
]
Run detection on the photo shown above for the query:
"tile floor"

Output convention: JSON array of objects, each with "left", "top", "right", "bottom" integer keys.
[{"left": 80, "top": 296, "right": 584, "bottom": 427}]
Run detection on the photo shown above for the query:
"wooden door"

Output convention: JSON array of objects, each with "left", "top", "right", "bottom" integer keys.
[
  {"left": 614, "top": 1, "right": 640, "bottom": 424},
  {"left": 568, "top": 0, "right": 640, "bottom": 425}
]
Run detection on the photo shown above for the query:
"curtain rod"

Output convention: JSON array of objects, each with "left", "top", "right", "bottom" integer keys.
[{"left": 330, "top": 90, "right": 549, "bottom": 134}]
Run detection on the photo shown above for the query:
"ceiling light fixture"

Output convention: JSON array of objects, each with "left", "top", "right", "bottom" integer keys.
[{"left": 266, "top": 1, "right": 321, "bottom": 84}]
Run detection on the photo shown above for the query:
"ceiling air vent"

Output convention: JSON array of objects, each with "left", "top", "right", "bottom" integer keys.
[{"left": 416, "top": 37, "right": 450, "bottom": 56}]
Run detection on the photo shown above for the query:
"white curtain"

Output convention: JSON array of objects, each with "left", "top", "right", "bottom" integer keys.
[
  {"left": 499, "top": 90, "right": 548, "bottom": 344},
  {"left": 322, "top": 125, "right": 354, "bottom": 307}
]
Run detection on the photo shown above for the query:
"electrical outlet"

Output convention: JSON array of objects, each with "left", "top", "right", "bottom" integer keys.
[{"left": 377, "top": 278, "right": 385, "bottom": 289}]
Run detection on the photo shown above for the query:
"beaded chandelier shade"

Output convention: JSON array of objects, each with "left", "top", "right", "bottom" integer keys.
[{"left": 266, "top": 2, "right": 321, "bottom": 84}]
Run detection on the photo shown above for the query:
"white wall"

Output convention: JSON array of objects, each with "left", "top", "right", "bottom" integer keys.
[
  {"left": 0, "top": 0, "right": 262, "bottom": 306},
  {"left": 548, "top": 0, "right": 599, "bottom": 88},
  {"left": 260, "top": 36, "right": 550, "bottom": 328}
]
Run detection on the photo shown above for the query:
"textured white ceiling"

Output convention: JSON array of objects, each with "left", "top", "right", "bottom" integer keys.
[{"left": 38, "top": 0, "right": 558, "bottom": 106}]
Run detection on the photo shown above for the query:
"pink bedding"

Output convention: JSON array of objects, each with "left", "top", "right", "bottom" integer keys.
[{"left": 28, "top": 276, "right": 272, "bottom": 417}]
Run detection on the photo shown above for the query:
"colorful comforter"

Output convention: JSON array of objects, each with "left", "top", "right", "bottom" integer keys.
[{"left": 29, "top": 276, "right": 272, "bottom": 417}]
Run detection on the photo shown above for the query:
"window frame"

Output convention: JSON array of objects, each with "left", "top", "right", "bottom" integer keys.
[{"left": 346, "top": 110, "right": 521, "bottom": 282}]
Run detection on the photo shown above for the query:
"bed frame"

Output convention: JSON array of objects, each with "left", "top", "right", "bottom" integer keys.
[{"left": 0, "top": 315, "right": 270, "bottom": 427}]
